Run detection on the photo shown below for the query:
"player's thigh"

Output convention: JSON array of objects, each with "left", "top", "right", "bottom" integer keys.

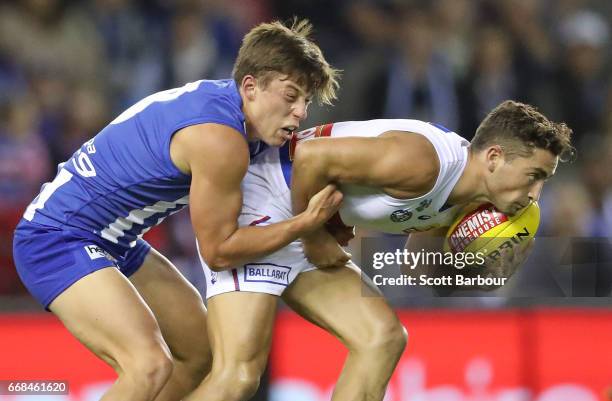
[
  {"left": 49, "top": 267, "right": 169, "bottom": 367},
  {"left": 128, "top": 247, "right": 210, "bottom": 361},
  {"left": 282, "top": 263, "right": 404, "bottom": 348},
  {"left": 206, "top": 291, "right": 278, "bottom": 371}
]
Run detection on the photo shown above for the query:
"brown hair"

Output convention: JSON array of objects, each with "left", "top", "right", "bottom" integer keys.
[
  {"left": 232, "top": 18, "right": 340, "bottom": 106},
  {"left": 471, "top": 100, "right": 575, "bottom": 162}
]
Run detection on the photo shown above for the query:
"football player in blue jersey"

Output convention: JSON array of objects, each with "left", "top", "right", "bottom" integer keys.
[{"left": 13, "top": 19, "right": 340, "bottom": 401}]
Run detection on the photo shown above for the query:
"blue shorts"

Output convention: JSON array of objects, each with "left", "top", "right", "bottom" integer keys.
[{"left": 13, "top": 220, "right": 151, "bottom": 309}]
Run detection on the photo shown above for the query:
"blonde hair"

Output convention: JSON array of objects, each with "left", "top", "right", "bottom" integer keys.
[{"left": 233, "top": 18, "right": 340, "bottom": 105}]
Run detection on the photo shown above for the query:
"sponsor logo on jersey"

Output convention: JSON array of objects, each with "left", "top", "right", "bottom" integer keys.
[
  {"left": 84, "top": 245, "right": 113, "bottom": 261},
  {"left": 390, "top": 209, "right": 413, "bottom": 222},
  {"left": 210, "top": 271, "right": 218, "bottom": 285},
  {"left": 416, "top": 199, "right": 433, "bottom": 212},
  {"left": 244, "top": 263, "right": 291, "bottom": 286}
]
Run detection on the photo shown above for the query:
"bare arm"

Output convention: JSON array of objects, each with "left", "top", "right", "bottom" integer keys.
[
  {"left": 175, "top": 123, "right": 342, "bottom": 271},
  {"left": 291, "top": 132, "right": 439, "bottom": 217},
  {"left": 291, "top": 132, "right": 438, "bottom": 267}
]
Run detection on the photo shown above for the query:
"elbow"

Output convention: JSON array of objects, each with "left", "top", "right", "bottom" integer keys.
[
  {"left": 293, "top": 140, "right": 318, "bottom": 168},
  {"left": 207, "top": 257, "right": 234, "bottom": 272},
  {"left": 293, "top": 140, "right": 334, "bottom": 185},
  {"left": 198, "top": 246, "right": 235, "bottom": 272}
]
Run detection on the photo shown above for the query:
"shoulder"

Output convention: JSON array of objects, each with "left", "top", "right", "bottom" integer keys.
[
  {"left": 197, "top": 80, "right": 245, "bottom": 130},
  {"left": 171, "top": 123, "right": 249, "bottom": 176},
  {"left": 382, "top": 131, "right": 440, "bottom": 189}
]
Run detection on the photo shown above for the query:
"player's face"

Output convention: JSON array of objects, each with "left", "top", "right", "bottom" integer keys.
[
  {"left": 486, "top": 147, "right": 558, "bottom": 215},
  {"left": 247, "top": 75, "right": 312, "bottom": 146}
]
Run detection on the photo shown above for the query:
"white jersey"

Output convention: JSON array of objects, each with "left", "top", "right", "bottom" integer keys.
[
  {"left": 201, "top": 119, "right": 469, "bottom": 299},
  {"left": 244, "top": 119, "right": 470, "bottom": 234}
]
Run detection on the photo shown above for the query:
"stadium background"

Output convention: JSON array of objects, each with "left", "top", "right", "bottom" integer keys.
[{"left": 0, "top": 0, "right": 611, "bottom": 400}]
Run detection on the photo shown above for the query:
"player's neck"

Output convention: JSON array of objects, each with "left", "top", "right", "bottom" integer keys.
[
  {"left": 243, "top": 120, "right": 259, "bottom": 142},
  {"left": 240, "top": 89, "right": 260, "bottom": 143},
  {"left": 448, "top": 148, "right": 491, "bottom": 206}
]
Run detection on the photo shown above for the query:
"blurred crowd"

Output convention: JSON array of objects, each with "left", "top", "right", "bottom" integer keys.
[{"left": 0, "top": 0, "right": 611, "bottom": 301}]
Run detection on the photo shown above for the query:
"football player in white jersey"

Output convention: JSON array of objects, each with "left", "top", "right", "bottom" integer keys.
[{"left": 189, "top": 100, "right": 574, "bottom": 401}]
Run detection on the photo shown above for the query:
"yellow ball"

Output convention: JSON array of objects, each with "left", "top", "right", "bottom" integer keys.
[{"left": 443, "top": 202, "right": 540, "bottom": 262}]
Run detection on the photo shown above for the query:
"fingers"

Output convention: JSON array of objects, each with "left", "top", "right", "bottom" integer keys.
[
  {"left": 319, "top": 185, "right": 343, "bottom": 210},
  {"left": 316, "top": 251, "right": 351, "bottom": 269},
  {"left": 302, "top": 226, "right": 352, "bottom": 268},
  {"left": 312, "top": 249, "right": 351, "bottom": 268},
  {"left": 318, "top": 183, "right": 337, "bottom": 197},
  {"left": 307, "top": 185, "right": 344, "bottom": 219},
  {"left": 488, "top": 241, "right": 534, "bottom": 277},
  {"left": 328, "top": 189, "right": 343, "bottom": 209},
  {"left": 304, "top": 243, "right": 351, "bottom": 269},
  {"left": 316, "top": 184, "right": 342, "bottom": 206}
]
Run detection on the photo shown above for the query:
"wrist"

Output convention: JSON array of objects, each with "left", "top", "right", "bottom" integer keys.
[{"left": 290, "top": 213, "right": 317, "bottom": 237}]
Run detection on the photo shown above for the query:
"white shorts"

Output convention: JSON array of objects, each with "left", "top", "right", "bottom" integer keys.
[
  {"left": 200, "top": 153, "right": 317, "bottom": 299},
  {"left": 200, "top": 234, "right": 316, "bottom": 299}
]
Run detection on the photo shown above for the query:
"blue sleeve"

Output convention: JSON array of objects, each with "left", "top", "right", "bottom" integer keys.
[{"left": 198, "top": 95, "right": 246, "bottom": 138}]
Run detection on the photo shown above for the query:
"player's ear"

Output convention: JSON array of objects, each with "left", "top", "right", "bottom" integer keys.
[
  {"left": 241, "top": 75, "right": 257, "bottom": 101},
  {"left": 486, "top": 145, "right": 503, "bottom": 172}
]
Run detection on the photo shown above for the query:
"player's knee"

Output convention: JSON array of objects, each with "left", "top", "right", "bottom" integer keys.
[
  {"left": 123, "top": 342, "right": 174, "bottom": 389},
  {"left": 381, "top": 321, "right": 408, "bottom": 355},
  {"left": 231, "top": 371, "right": 261, "bottom": 400},
  {"left": 213, "top": 362, "right": 262, "bottom": 399},
  {"left": 374, "top": 321, "right": 407, "bottom": 357},
  {"left": 351, "top": 319, "right": 408, "bottom": 357},
  {"left": 136, "top": 350, "right": 174, "bottom": 386}
]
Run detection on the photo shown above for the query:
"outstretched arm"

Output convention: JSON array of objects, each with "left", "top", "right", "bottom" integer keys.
[{"left": 174, "top": 123, "right": 343, "bottom": 271}]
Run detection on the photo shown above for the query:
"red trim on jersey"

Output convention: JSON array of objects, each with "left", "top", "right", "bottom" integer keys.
[
  {"left": 232, "top": 269, "right": 240, "bottom": 291},
  {"left": 289, "top": 123, "right": 334, "bottom": 161},
  {"left": 318, "top": 123, "right": 333, "bottom": 138},
  {"left": 248, "top": 216, "right": 271, "bottom": 226},
  {"left": 289, "top": 133, "right": 299, "bottom": 161}
]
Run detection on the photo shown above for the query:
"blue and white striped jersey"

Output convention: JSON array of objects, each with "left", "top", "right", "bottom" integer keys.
[{"left": 22, "top": 79, "right": 246, "bottom": 257}]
